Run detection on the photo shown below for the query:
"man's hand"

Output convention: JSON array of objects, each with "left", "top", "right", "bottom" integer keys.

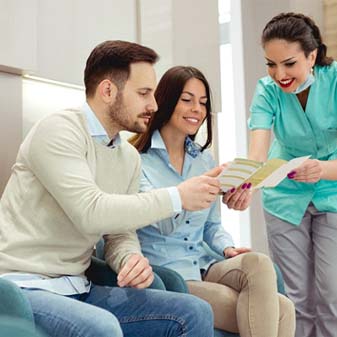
[
  {"left": 177, "top": 166, "right": 222, "bottom": 211},
  {"left": 117, "top": 254, "right": 154, "bottom": 289},
  {"left": 288, "top": 159, "right": 323, "bottom": 183},
  {"left": 224, "top": 247, "right": 251, "bottom": 258},
  {"left": 222, "top": 184, "right": 253, "bottom": 210}
]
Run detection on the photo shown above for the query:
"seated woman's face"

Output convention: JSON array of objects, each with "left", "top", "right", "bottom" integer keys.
[{"left": 167, "top": 78, "right": 208, "bottom": 136}]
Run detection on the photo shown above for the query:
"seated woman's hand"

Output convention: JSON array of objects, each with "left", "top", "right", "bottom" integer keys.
[
  {"left": 117, "top": 254, "right": 154, "bottom": 289},
  {"left": 222, "top": 184, "right": 253, "bottom": 210},
  {"left": 224, "top": 247, "right": 251, "bottom": 258}
]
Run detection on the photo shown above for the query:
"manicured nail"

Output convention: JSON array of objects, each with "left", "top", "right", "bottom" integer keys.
[
  {"left": 287, "top": 171, "right": 296, "bottom": 179},
  {"left": 247, "top": 182, "right": 252, "bottom": 189},
  {"left": 230, "top": 187, "right": 236, "bottom": 193},
  {"left": 241, "top": 183, "right": 247, "bottom": 189}
]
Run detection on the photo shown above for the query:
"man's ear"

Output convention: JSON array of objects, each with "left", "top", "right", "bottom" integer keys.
[{"left": 98, "top": 79, "right": 118, "bottom": 104}]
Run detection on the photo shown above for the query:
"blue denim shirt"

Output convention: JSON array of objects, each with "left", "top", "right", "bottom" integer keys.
[{"left": 137, "top": 130, "right": 235, "bottom": 281}]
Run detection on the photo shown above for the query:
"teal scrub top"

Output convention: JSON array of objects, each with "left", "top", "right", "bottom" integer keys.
[{"left": 248, "top": 61, "right": 337, "bottom": 225}]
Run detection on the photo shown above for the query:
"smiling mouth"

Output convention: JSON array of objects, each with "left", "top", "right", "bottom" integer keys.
[
  {"left": 278, "top": 78, "right": 294, "bottom": 88},
  {"left": 183, "top": 117, "right": 200, "bottom": 124}
]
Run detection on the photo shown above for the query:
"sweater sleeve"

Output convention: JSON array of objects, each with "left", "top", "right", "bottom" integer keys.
[
  {"left": 25, "top": 113, "right": 174, "bottom": 235},
  {"left": 103, "top": 158, "right": 144, "bottom": 272}
]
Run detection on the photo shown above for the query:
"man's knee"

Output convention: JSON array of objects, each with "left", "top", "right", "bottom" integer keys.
[
  {"left": 183, "top": 294, "right": 214, "bottom": 328},
  {"left": 89, "top": 312, "right": 123, "bottom": 337}
]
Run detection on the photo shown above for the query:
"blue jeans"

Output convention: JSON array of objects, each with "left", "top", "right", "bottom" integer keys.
[{"left": 23, "top": 284, "right": 214, "bottom": 337}]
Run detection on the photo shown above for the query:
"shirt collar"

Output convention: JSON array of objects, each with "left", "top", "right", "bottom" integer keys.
[
  {"left": 150, "top": 130, "right": 167, "bottom": 150},
  {"left": 150, "top": 130, "right": 201, "bottom": 158},
  {"left": 82, "top": 102, "right": 121, "bottom": 147}
]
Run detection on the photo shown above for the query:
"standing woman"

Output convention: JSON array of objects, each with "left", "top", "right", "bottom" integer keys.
[
  {"left": 247, "top": 12, "right": 337, "bottom": 337},
  {"left": 131, "top": 66, "right": 295, "bottom": 337}
]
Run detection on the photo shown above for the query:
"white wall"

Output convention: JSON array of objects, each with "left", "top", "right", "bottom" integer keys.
[
  {"left": 0, "top": 0, "right": 138, "bottom": 194},
  {"left": 0, "top": 0, "right": 37, "bottom": 74},
  {"left": 36, "top": 0, "right": 137, "bottom": 85},
  {"left": 139, "top": 0, "right": 221, "bottom": 113}
]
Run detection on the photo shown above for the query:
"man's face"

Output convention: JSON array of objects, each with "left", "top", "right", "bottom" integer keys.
[{"left": 108, "top": 62, "right": 158, "bottom": 133}]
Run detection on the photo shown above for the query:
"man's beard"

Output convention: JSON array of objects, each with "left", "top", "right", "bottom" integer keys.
[{"left": 108, "top": 91, "right": 150, "bottom": 134}]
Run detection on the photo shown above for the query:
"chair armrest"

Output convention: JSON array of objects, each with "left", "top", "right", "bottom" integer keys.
[
  {"left": 152, "top": 265, "right": 189, "bottom": 293},
  {"left": 86, "top": 256, "right": 166, "bottom": 290},
  {"left": 0, "top": 278, "right": 34, "bottom": 323}
]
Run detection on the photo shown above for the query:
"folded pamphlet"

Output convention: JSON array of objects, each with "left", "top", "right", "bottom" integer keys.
[{"left": 218, "top": 156, "right": 310, "bottom": 192}]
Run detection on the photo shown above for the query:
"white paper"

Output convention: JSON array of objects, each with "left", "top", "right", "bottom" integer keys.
[{"left": 254, "top": 155, "right": 311, "bottom": 189}]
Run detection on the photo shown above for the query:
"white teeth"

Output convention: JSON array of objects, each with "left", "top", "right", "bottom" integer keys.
[
  {"left": 184, "top": 118, "right": 199, "bottom": 123},
  {"left": 280, "top": 79, "right": 292, "bottom": 84}
]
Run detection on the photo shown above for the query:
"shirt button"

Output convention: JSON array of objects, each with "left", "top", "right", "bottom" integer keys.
[
  {"left": 184, "top": 237, "right": 188, "bottom": 241},
  {"left": 189, "top": 246, "right": 193, "bottom": 250},
  {"left": 193, "top": 261, "right": 197, "bottom": 265},
  {"left": 186, "top": 220, "right": 190, "bottom": 224}
]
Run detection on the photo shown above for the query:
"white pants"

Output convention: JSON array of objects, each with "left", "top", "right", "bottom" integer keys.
[{"left": 265, "top": 204, "right": 337, "bottom": 337}]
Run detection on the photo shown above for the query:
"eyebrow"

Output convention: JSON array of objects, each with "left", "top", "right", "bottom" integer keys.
[
  {"left": 265, "top": 57, "right": 296, "bottom": 64},
  {"left": 182, "top": 91, "right": 207, "bottom": 99}
]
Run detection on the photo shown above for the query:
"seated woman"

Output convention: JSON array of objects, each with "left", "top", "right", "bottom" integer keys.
[{"left": 130, "top": 66, "right": 295, "bottom": 337}]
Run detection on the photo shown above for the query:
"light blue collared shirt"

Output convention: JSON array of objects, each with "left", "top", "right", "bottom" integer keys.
[
  {"left": 82, "top": 102, "right": 122, "bottom": 147},
  {"left": 1, "top": 273, "right": 90, "bottom": 296},
  {"left": 137, "top": 130, "right": 234, "bottom": 281}
]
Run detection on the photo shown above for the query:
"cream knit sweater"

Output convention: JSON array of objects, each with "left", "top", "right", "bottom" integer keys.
[{"left": 0, "top": 109, "right": 173, "bottom": 277}]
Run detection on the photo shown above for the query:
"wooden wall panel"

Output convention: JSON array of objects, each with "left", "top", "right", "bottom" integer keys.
[{"left": 324, "top": 0, "right": 337, "bottom": 59}]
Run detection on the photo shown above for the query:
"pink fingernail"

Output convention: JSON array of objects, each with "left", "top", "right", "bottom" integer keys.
[
  {"left": 230, "top": 188, "right": 236, "bottom": 193},
  {"left": 247, "top": 182, "right": 252, "bottom": 189},
  {"left": 241, "top": 183, "right": 247, "bottom": 189}
]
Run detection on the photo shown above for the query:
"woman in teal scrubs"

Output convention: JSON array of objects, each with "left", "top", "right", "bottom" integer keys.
[{"left": 246, "top": 12, "right": 337, "bottom": 337}]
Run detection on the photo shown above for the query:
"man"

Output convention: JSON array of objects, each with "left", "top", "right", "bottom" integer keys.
[{"left": 0, "top": 40, "right": 221, "bottom": 337}]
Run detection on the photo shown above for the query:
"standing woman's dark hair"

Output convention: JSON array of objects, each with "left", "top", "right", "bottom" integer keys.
[
  {"left": 131, "top": 66, "right": 213, "bottom": 153},
  {"left": 262, "top": 12, "right": 334, "bottom": 66}
]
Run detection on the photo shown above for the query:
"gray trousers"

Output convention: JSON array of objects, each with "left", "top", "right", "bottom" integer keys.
[{"left": 265, "top": 204, "right": 337, "bottom": 337}]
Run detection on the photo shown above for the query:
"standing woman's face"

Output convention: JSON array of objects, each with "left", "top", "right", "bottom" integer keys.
[
  {"left": 263, "top": 39, "right": 317, "bottom": 93},
  {"left": 166, "top": 78, "right": 208, "bottom": 136}
]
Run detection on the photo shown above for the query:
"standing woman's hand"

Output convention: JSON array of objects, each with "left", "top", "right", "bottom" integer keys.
[
  {"left": 288, "top": 159, "right": 323, "bottom": 183},
  {"left": 222, "top": 183, "right": 253, "bottom": 210}
]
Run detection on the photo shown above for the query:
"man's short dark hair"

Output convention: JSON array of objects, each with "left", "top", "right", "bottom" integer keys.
[{"left": 84, "top": 40, "right": 159, "bottom": 97}]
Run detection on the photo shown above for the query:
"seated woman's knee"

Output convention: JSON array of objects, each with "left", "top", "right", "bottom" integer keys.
[
  {"left": 241, "top": 252, "right": 275, "bottom": 279},
  {"left": 278, "top": 294, "right": 296, "bottom": 331}
]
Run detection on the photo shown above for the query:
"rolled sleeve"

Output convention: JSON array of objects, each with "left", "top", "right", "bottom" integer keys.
[{"left": 203, "top": 200, "right": 235, "bottom": 256}]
